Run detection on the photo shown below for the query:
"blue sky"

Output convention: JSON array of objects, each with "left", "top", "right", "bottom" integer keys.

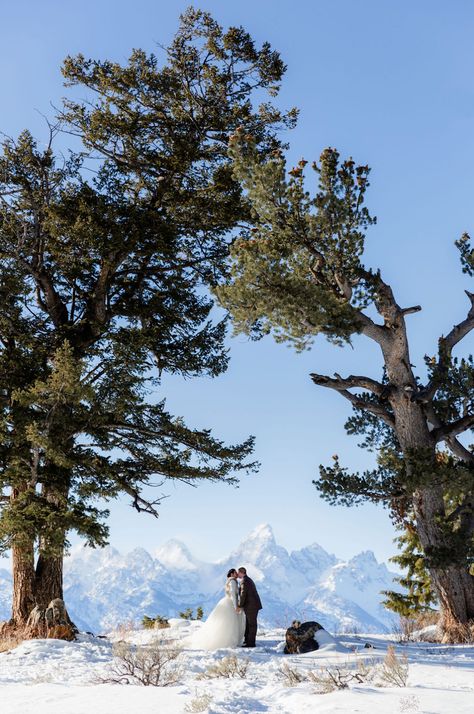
[{"left": 2, "top": 0, "right": 474, "bottom": 564}]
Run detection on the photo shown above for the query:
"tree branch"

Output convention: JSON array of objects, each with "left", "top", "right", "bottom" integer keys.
[
  {"left": 114, "top": 476, "right": 166, "bottom": 517},
  {"left": 401, "top": 305, "right": 422, "bottom": 316},
  {"left": 311, "top": 372, "right": 385, "bottom": 395},
  {"left": 432, "top": 413, "right": 474, "bottom": 442},
  {"left": 415, "top": 291, "right": 474, "bottom": 403},
  {"left": 310, "top": 372, "right": 395, "bottom": 425}
]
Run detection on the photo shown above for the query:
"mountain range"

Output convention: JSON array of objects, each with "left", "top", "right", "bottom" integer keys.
[{"left": 0, "top": 524, "right": 401, "bottom": 633}]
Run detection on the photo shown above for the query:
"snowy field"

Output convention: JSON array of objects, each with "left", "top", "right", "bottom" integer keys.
[{"left": 1, "top": 619, "right": 473, "bottom": 714}]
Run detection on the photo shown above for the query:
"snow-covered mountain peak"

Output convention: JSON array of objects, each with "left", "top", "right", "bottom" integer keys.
[
  {"left": 247, "top": 523, "right": 276, "bottom": 544},
  {"left": 155, "top": 539, "right": 198, "bottom": 571},
  {"left": 348, "top": 550, "right": 380, "bottom": 569},
  {"left": 230, "top": 523, "right": 289, "bottom": 575}
]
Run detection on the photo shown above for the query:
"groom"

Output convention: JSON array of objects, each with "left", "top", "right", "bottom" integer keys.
[{"left": 237, "top": 566, "right": 262, "bottom": 648}]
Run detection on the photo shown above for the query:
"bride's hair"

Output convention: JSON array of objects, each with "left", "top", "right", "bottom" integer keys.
[{"left": 227, "top": 568, "right": 237, "bottom": 578}]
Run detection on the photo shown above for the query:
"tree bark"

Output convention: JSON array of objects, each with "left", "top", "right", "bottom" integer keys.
[
  {"left": 413, "top": 485, "right": 474, "bottom": 627},
  {"left": 34, "top": 551, "right": 64, "bottom": 608},
  {"left": 382, "top": 318, "right": 474, "bottom": 630},
  {"left": 8, "top": 476, "right": 73, "bottom": 631},
  {"left": 10, "top": 540, "right": 36, "bottom": 626}
]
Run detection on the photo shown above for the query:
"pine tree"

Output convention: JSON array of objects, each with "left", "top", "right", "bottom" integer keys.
[
  {"left": 216, "top": 137, "right": 474, "bottom": 638},
  {"left": 0, "top": 9, "right": 296, "bottom": 628},
  {"left": 382, "top": 523, "right": 437, "bottom": 618}
]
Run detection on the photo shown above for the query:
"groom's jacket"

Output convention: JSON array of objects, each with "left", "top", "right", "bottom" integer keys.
[{"left": 239, "top": 575, "right": 262, "bottom": 612}]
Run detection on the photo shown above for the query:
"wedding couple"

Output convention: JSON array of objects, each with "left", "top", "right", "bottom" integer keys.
[{"left": 191, "top": 567, "right": 262, "bottom": 650}]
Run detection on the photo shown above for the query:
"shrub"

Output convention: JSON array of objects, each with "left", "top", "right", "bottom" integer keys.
[
  {"left": 142, "top": 615, "right": 170, "bottom": 630},
  {"left": 379, "top": 645, "right": 409, "bottom": 687},
  {"left": 277, "top": 663, "right": 306, "bottom": 687},
  {"left": 308, "top": 665, "right": 369, "bottom": 693},
  {"left": 278, "top": 659, "right": 376, "bottom": 693},
  {"left": 100, "top": 640, "right": 182, "bottom": 686},
  {"left": 392, "top": 611, "right": 439, "bottom": 643},
  {"left": 179, "top": 607, "right": 205, "bottom": 621},
  {"left": 197, "top": 655, "right": 249, "bottom": 680},
  {"left": 184, "top": 691, "right": 214, "bottom": 712}
]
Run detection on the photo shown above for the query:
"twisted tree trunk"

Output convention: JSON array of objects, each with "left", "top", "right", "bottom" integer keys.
[
  {"left": 412, "top": 485, "right": 474, "bottom": 630},
  {"left": 312, "top": 284, "right": 474, "bottom": 637},
  {"left": 384, "top": 311, "right": 474, "bottom": 630}
]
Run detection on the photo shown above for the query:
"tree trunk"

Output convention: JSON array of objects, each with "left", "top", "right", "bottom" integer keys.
[
  {"left": 34, "top": 551, "right": 64, "bottom": 607},
  {"left": 33, "top": 472, "right": 74, "bottom": 627},
  {"left": 382, "top": 323, "right": 474, "bottom": 635},
  {"left": 413, "top": 484, "right": 474, "bottom": 630},
  {"left": 10, "top": 540, "right": 36, "bottom": 626},
  {"left": 434, "top": 567, "right": 474, "bottom": 627},
  {"left": 7, "top": 474, "right": 73, "bottom": 632}
]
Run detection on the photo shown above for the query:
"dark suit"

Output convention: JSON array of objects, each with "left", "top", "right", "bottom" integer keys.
[{"left": 238, "top": 575, "right": 262, "bottom": 647}]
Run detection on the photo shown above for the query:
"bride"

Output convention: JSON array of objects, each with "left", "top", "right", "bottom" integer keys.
[{"left": 190, "top": 569, "right": 246, "bottom": 650}]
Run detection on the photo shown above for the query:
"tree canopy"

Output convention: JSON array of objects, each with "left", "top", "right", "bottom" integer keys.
[
  {"left": 217, "top": 132, "right": 474, "bottom": 632},
  {"left": 0, "top": 8, "right": 296, "bottom": 624}
]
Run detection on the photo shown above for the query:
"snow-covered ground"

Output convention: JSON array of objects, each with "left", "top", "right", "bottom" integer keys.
[{"left": 1, "top": 620, "right": 473, "bottom": 714}]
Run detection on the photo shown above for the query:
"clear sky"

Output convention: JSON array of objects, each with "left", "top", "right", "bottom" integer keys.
[{"left": 1, "top": 0, "right": 474, "bottom": 565}]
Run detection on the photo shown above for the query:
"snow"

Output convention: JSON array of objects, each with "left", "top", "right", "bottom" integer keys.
[
  {"left": 0, "top": 524, "right": 403, "bottom": 634},
  {"left": 0, "top": 621, "right": 473, "bottom": 713}
]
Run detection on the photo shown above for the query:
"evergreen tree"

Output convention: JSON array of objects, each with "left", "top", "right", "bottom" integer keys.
[
  {"left": 216, "top": 135, "right": 474, "bottom": 638},
  {"left": 382, "top": 522, "right": 437, "bottom": 618},
  {"left": 0, "top": 9, "right": 295, "bottom": 628}
]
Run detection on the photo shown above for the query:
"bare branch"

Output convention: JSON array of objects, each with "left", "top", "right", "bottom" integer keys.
[
  {"left": 310, "top": 372, "right": 395, "bottom": 426},
  {"left": 356, "top": 310, "right": 388, "bottom": 346},
  {"left": 432, "top": 413, "right": 474, "bottom": 442},
  {"left": 114, "top": 477, "right": 166, "bottom": 517},
  {"left": 416, "top": 291, "right": 474, "bottom": 403},
  {"left": 401, "top": 305, "right": 422, "bottom": 316},
  {"left": 312, "top": 372, "right": 385, "bottom": 395}
]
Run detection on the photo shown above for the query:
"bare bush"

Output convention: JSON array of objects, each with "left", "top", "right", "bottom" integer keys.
[
  {"left": 413, "top": 610, "right": 439, "bottom": 630},
  {"left": 308, "top": 665, "right": 369, "bottom": 694},
  {"left": 379, "top": 645, "right": 409, "bottom": 687},
  {"left": 392, "top": 617, "right": 418, "bottom": 643},
  {"left": 392, "top": 611, "right": 440, "bottom": 643},
  {"left": 399, "top": 694, "right": 421, "bottom": 712},
  {"left": 113, "top": 621, "right": 136, "bottom": 640},
  {"left": 100, "top": 640, "right": 182, "bottom": 686},
  {"left": 277, "top": 663, "right": 306, "bottom": 687},
  {"left": 184, "top": 691, "right": 214, "bottom": 712},
  {"left": 278, "top": 658, "right": 377, "bottom": 693},
  {"left": 197, "top": 655, "right": 249, "bottom": 680}
]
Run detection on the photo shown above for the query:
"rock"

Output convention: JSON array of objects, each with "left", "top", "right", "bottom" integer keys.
[
  {"left": 26, "top": 598, "right": 76, "bottom": 641},
  {"left": 45, "top": 598, "right": 69, "bottom": 627},
  {"left": 284, "top": 620, "right": 323, "bottom": 654}
]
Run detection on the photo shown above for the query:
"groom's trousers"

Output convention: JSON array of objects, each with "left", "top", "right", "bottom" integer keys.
[{"left": 244, "top": 608, "right": 258, "bottom": 647}]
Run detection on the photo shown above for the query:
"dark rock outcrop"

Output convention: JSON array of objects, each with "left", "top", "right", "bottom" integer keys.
[{"left": 284, "top": 620, "right": 323, "bottom": 654}]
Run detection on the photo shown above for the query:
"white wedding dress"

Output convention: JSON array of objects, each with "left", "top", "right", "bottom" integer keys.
[{"left": 190, "top": 577, "right": 246, "bottom": 650}]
